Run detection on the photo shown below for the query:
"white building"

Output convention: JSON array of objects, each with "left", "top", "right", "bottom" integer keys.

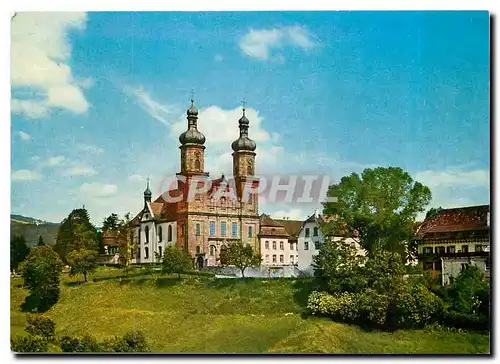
[
  {"left": 297, "top": 211, "right": 365, "bottom": 276},
  {"left": 258, "top": 214, "right": 299, "bottom": 266},
  {"left": 131, "top": 182, "right": 177, "bottom": 264}
]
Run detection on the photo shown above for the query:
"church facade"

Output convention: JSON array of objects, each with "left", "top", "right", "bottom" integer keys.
[{"left": 130, "top": 99, "right": 260, "bottom": 268}]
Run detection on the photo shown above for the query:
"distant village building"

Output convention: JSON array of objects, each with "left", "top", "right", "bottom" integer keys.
[
  {"left": 258, "top": 214, "right": 300, "bottom": 268},
  {"left": 415, "top": 205, "right": 490, "bottom": 285},
  {"left": 130, "top": 100, "right": 260, "bottom": 266}
]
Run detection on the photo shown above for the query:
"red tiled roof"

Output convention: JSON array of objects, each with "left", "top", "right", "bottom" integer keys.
[
  {"left": 274, "top": 219, "right": 303, "bottom": 238},
  {"left": 416, "top": 205, "right": 489, "bottom": 239}
]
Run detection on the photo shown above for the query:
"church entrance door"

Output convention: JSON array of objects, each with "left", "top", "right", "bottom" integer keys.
[{"left": 196, "top": 256, "right": 204, "bottom": 270}]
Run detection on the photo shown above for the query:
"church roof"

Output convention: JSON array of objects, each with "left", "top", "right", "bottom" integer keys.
[{"left": 415, "top": 205, "right": 490, "bottom": 239}]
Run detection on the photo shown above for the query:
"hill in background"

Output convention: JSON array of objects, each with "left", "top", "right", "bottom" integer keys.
[{"left": 10, "top": 214, "right": 59, "bottom": 247}]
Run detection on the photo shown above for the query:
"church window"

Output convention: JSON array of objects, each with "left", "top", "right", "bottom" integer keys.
[
  {"left": 272, "top": 255, "right": 277, "bottom": 263},
  {"left": 436, "top": 246, "right": 445, "bottom": 254},
  {"left": 313, "top": 227, "right": 319, "bottom": 237},
  {"left": 272, "top": 241, "right": 276, "bottom": 250},
  {"left": 210, "top": 245, "right": 215, "bottom": 256},
  {"left": 304, "top": 242, "right": 309, "bottom": 250},
  {"left": 196, "top": 245, "right": 201, "bottom": 254},
  {"left": 194, "top": 158, "right": 201, "bottom": 170},
  {"left": 280, "top": 255, "right": 284, "bottom": 263},
  {"left": 280, "top": 241, "right": 284, "bottom": 250},
  {"left": 138, "top": 228, "right": 141, "bottom": 244},
  {"left": 145, "top": 247, "right": 149, "bottom": 260},
  {"left": 196, "top": 223, "right": 201, "bottom": 236},
  {"left": 305, "top": 228, "right": 310, "bottom": 237},
  {"left": 145, "top": 226, "right": 149, "bottom": 244},
  {"left": 158, "top": 226, "right": 163, "bottom": 242},
  {"left": 221, "top": 222, "right": 227, "bottom": 236},
  {"left": 265, "top": 241, "right": 269, "bottom": 250},
  {"left": 447, "top": 246, "right": 455, "bottom": 253},
  {"left": 232, "top": 222, "right": 238, "bottom": 237},
  {"left": 210, "top": 221, "right": 215, "bottom": 236},
  {"left": 167, "top": 225, "right": 173, "bottom": 241},
  {"left": 158, "top": 246, "right": 162, "bottom": 258},
  {"left": 462, "top": 245, "right": 469, "bottom": 253},
  {"left": 248, "top": 226, "right": 253, "bottom": 238}
]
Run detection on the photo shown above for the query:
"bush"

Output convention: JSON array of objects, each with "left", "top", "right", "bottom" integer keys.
[
  {"left": 60, "top": 335, "right": 106, "bottom": 352},
  {"left": 307, "top": 291, "right": 360, "bottom": 321},
  {"left": 357, "top": 289, "right": 390, "bottom": 326},
  {"left": 108, "top": 331, "right": 149, "bottom": 352},
  {"left": 25, "top": 316, "right": 56, "bottom": 342},
  {"left": 11, "top": 335, "right": 48, "bottom": 353}
]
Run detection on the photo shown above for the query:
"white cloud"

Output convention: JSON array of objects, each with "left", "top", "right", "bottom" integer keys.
[
  {"left": 124, "top": 85, "right": 174, "bottom": 126},
  {"left": 79, "top": 182, "right": 118, "bottom": 198},
  {"left": 128, "top": 174, "right": 147, "bottom": 183},
  {"left": 77, "top": 144, "right": 104, "bottom": 155},
  {"left": 47, "top": 155, "right": 65, "bottom": 166},
  {"left": 11, "top": 12, "right": 89, "bottom": 118},
  {"left": 414, "top": 168, "right": 490, "bottom": 188},
  {"left": 12, "top": 169, "right": 41, "bottom": 181},
  {"left": 63, "top": 165, "right": 98, "bottom": 176},
  {"left": 269, "top": 208, "right": 307, "bottom": 221},
  {"left": 17, "top": 130, "right": 32, "bottom": 141},
  {"left": 239, "top": 25, "right": 318, "bottom": 61}
]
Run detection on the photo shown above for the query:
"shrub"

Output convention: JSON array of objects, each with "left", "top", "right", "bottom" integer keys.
[
  {"left": 25, "top": 316, "right": 56, "bottom": 342},
  {"left": 60, "top": 335, "right": 106, "bottom": 352},
  {"left": 108, "top": 331, "right": 149, "bottom": 352},
  {"left": 11, "top": 335, "right": 48, "bottom": 353},
  {"left": 357, "top": 289, "right": 390, "bottom": 326},
  {"left": 307, "top": 291, "right": 360, "bottom": 322}
]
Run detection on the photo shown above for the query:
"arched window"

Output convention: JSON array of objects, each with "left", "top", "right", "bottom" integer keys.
[
  {"left": 138, "top": 228, "right": 141, "bottom": 244},
  {"left": 158, "top": 226, "right": 163, "bottom": 242},
  {"left": 145, "top": 226, "right": 149, "bottom": 244},
  {"left": 247, "top": 160, "right": 253, "bottom": 175},
  {"left": 196, "top": 245, "right": 201, "bottom": 254},
  {"left": 194, "top": 158, "right": 201, "bottom": 170},
  {"left": 145, "top": 247, "right": 149, "bottom": 259},
  {"left": 168, "top": 225, "right": 173, "bottom": 241}
]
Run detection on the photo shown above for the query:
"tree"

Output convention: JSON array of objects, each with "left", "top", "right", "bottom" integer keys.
[
  {"left": 225, "top": 241, "right": 261, "bottom": 278},
  {"left": 102, "top": 213, "right": 120, "bottom": 231},
  {"left": 425, "top": 206, "right": 443, "bottom": 220},
  {"left": 322, "top": 166, "right": 432, "bottom": 259},
  {"left": 67, "top": 249, "right": 98, "bottom": 282},
  {"left": 10, "top": 234, "right": 30, "bottom": 273},
  {"left": 161, "top": 246, "right": 192, "bottom": 279},
  {"left": 20, "top": 245, "right": 63, "bottom": 311},
  {"left": 55, "top": 208, "right": 98, "bottom": 262},
  {"left": 37, "top": 235, "right": 45, "bottom": 246},
  {"left": 313, "top": 238, "right": 367, "bottom": 293},
  {"left": 116, "top": 213, "right": 136, "bottom": 271}
]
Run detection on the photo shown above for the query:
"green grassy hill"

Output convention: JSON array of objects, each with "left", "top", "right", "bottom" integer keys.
[
  {"left": 10, "top": 214, "right": 59, "bottom": 247},
  {"left": 10, "top": 269, "right": 490, "bottom": 354}
]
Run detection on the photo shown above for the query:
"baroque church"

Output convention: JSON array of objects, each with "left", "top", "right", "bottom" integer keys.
[{"left": 130, "top": 99, "right": 260, "bottom": 268}]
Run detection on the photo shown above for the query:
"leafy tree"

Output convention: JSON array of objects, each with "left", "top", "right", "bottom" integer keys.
[
  {"left": 313, "top": 238, "right": 367, "bottom": 293},
  {"left": 225, "top": 241, "right": 261, "bottom": 278},
  {"left": 11, "top": 335, "right": 49, "bottom": 352},
  {"left": 363, "top": 249, "right": 405, "bottom": 293},
  {"left": 116, "top": 213, "right": 136, "bottom": 272},
  {"left": 55, "top": 208, "right": 98, "bottom": 262},
  {"left": 102, "top": 213, "right": 120, "bottom": 231},
  {"left": 425, "top": 206, "right": 443, "bottom": 220},
  {"left": 37, "top": 235, "right": 45, "bottom": 246},
  {"left": 10, "top": 234, "right": 30, "bottom": 273},
  {"left": 161, "top": 246, "right": 192, "bottom": 279},
  {"left": 67, "top": 249, "right": 98, "bottom": 282},
  {"left": 20, "top": 245, "right": 63, "bottom": 311},
  {"left": 322, "top": 166, "right": 432, "bottom": 259}
]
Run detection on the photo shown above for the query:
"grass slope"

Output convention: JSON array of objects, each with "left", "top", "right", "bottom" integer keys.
[{"left": 10, "top": 268, "right": 490, "bottom": 354}]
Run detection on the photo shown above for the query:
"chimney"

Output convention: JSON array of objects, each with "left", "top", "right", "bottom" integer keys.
[{"left": 314, "top": 209, "right": 319, "bottom": 219}]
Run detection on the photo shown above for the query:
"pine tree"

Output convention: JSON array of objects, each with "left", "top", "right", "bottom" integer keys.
[
  {"left": 38, "top": 235, "right": 45, "bottom": 246},
  {"left": 10, "top": 235, "right": 30, "bottom": 273}
]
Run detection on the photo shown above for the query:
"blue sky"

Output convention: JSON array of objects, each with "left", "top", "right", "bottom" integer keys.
[{"left": 11, "top": 11, "right": 490, "bottom": 224}]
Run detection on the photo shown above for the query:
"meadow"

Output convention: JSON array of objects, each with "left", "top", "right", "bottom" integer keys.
[{"left": 10, "top": 267, "right": 490, "bottom": 354}]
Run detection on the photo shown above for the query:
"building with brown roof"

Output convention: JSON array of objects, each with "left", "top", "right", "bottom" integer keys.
[
  {"left": 415, "top": 204, "right": 490, "bottom": 285},
  {"left": 129, "top": 100, "right": 260, "bottom": 267},
  {"left": 258, "top": 214, "right": 300, "bottom": 266}
]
